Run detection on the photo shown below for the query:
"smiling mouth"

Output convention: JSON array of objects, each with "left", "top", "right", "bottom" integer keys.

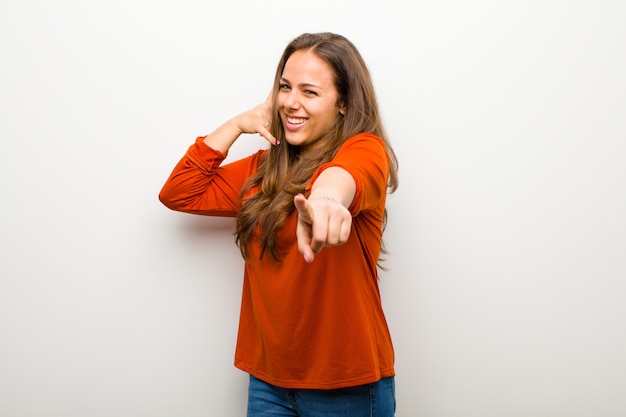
[{"left": 287, "top": 116, "right": 307, "bottom": 125}]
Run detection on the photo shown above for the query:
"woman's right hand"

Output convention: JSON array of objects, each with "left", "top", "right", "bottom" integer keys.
[
  {"left": 231, "top": 94, "right": 278, "bottom": 146},
  {"left": 203, "top": 93, "right": 278, "bottom": 153}
]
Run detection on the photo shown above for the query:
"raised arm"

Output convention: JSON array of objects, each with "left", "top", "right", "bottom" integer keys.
[{"left": 159, "top": 95, "right": 277, "bottom": 215}]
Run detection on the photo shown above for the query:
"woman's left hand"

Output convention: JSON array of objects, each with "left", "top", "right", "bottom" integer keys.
[{"left": 294, "top": 193, "right": 352, "bottom": 263}]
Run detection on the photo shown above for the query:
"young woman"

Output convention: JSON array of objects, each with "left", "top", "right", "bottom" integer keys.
[{"left": 160, "top": 32, "right": 399, "bottom": 417}]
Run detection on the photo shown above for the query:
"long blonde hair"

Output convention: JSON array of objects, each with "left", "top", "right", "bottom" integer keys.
[{"left": 235, "top": 32, "right": 399, "bottom": 261}]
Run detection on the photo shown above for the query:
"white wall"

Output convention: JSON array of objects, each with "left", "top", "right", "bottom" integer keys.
[{"left": 1, "top": 1, "right": 625, "bottom": 416}]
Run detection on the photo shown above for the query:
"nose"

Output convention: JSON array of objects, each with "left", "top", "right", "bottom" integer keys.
[{"left": 284, "top": 89, "right": 300, "bottom": 110}]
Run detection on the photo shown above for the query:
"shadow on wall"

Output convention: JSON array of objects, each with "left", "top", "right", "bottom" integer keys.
[{"left": 179, "top": 214, "right": 237, "bottom": 235}]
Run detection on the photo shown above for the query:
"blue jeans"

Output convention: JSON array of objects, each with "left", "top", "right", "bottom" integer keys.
[{"left": 247, "top": 374, "right": 396, "bottom": 417}]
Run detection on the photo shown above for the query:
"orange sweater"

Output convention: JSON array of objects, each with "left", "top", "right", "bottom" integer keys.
[{"left": 159, "top": 133, "right": 395, "bottom": 389}]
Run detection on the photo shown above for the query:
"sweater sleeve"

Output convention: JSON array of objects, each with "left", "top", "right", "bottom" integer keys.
[
  {"left": 307, "top": 133, "right": 389, "bottom": 216},
  {"left": 159, "top": 137, "right": 265, "bottom": 217}
]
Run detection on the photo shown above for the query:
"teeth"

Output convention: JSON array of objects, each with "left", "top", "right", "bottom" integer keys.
[{"left": 287, "top": 117, "right": 306, "bottom": 125}]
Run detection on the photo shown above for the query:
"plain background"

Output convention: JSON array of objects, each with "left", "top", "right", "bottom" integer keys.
[{"left": 1, "top": 0, "right": 625, "bottom": 416}]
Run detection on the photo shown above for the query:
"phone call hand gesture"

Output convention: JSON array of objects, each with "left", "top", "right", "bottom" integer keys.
[{"left": 232, "top": 93, "right": 278, "bottom": 146}]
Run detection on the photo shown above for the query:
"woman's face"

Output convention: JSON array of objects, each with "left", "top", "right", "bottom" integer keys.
[{"left": 277, "top": 50, "right": 344, "bottom": 152}]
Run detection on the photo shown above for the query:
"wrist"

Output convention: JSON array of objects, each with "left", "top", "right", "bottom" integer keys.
[{"left": 310, "top": 195, "right": 343, "bottom": 206}]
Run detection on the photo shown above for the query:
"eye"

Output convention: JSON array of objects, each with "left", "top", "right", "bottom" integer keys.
[
  {"left": 279, "top": 84, "right": 291, "bottom": 91},
  {"left": 304, "top": 89, "right": 318, "bottom": 96}
]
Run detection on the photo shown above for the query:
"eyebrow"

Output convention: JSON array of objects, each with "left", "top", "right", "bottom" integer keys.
[{"left": 280, "top": 77, "right": 321, "bottom": 89}]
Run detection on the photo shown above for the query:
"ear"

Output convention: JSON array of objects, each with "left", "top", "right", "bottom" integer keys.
[{"left": 338, "top": 104, "right": 346, "bottom": 115}]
